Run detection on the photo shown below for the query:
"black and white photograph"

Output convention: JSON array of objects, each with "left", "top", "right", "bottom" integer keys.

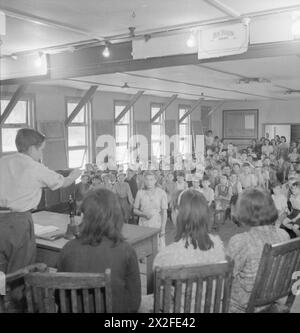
[{"left": 0, "top": 0, "right": 300, "bottom": 316}]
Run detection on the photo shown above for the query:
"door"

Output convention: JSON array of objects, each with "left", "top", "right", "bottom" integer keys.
[{"left": 264, "top": 124, "right": 291, "bottom": 143}]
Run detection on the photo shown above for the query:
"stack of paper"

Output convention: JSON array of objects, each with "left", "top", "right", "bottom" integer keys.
[{"left": 34, "top": 224, "right": 59, "bottom": 236}]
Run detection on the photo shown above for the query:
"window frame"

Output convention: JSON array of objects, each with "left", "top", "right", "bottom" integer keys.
[
  {"left": 178, "top": 104, "right": 192, "bottom": 156},
  {"left": 0, "top": 94, "right": 35, "bottom": 155},
  {"left": 150, "top": 102, "right": 165, "bottom": 159},
  {"left": 65, "top": 97, "right": 92, "bottom": 168},
  {"left": 114, "top": 100, "right": 133, "bottom": 165}
]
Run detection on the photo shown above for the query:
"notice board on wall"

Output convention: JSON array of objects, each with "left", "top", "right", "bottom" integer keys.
[{"left": 223, "top": 109, "right": 258, "bottom": 140}]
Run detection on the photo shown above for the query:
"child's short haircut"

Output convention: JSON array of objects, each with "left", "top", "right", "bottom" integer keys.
[
  {"left": 243, "top": 162, "right": 250, "bottom": 168},
  {"left": 202, "top": 174, "right": 210, "bottom": 182},
  {"left": 15, "top": 128, "right": 45, "bottom": 153},
  {"left": 176, "top": 171, "right": 185, "bottom": 178}
]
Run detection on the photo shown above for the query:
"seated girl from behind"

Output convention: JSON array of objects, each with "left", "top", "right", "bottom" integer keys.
[
  {"left": 227, "top": 188, "right": 290, "bottom": 313},
  {"left": 57, "top": 189, "right": 141, "bottom": 313},
  {"left": 139, "top": 189, "right": 225, "bottom": 313}
]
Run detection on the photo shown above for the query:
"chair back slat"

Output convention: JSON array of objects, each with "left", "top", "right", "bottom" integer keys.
[
  {"left": 213, "top": 276, "right": 223, "bottom": 313},
  {"left": 174, "top": 280, "right": 182, "bottom": 313},
  {"left": 194, "top": 278, "right": 203, "bottom": 313},
  {"left": 222, "top": 262, "right": 234, "bottom": 313},
  {"left": 59, "top": 289, "right": 67, "bottom": 313},
  {"left": 162, "top": 279, "right": 172, "bottom": 313},
  {"left": 94, "top": 288, "right": 102, "bottom": 313},
  {"left": 154, "top": 260, "right": 234, "bottom": 313},
  {"left": 204, "top": 276, "right": 213, "bottom": 313},
  {"left": 183, "top": 279, "right": 193, "bottom": 313},
  {"left": 24, "top": 269, "right": 112, "bottom": 313},
  {"left": 82, "top": 289, "right": 90, "bottom": 313},
  {"left": 70, "top": 289, "right": 78, "bottom": 313},
  {"left": 246, "top": 238, "right": 300, "bottom": 312},
  {"left": 44, "top": 288, "right": 56, "bottom": 313}
]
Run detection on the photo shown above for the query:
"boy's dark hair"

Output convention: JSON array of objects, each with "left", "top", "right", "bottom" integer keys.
[
  {"left": 236, "top": 188, "right": 278, "bottom": 227},
  {"left": 202, "top": 174, "right": 210, "bottom": 182},
  {"left": 79, "top": 189, "right": 124, "bottom": 246},
  {"left": 243, "top": 162, "right": 250, "bottom": 168},
  {"left": 15, "top": 128, "right": 46, "bottom": 153}
]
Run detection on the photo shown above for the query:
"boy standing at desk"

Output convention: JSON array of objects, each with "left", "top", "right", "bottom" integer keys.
[{"left": 0, "top": 128, "right": 81, "bottom": 276}]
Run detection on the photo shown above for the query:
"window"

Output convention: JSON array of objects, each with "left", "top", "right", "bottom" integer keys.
[
  {"left": 0, "top": 97, "right": 34, "bottom": 154},
  {"left": 114, "top": 101, "right": 133, "bottom": 165},
  {"left": 66, "top": 99, "right": 91, "bottom": 168},
  {"left": 151, "top": 103, "right": 165, "bottom": 159},
  {"left": 178, "top": 105, "right": 192, "bottom": 156}
]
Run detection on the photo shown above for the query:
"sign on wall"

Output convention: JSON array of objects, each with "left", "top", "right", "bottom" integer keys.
[{"left": 198, "top": 22, "right": 249, "bottom": 59}]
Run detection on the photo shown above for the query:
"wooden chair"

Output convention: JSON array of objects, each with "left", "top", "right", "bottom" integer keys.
[
  {"left": 24, "top": 269, "right": 112, "bottom": 313},
  {"left": 246, "top": 237, "right": 300, "bottom": 313},
  {"left": 154, "top": 260, "right": 234, "bottom": 313},
  {"left": 0, "top": 263, "right": 48, "bottom": 313}
]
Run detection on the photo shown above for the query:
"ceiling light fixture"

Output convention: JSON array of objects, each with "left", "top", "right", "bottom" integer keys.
[
  {"left": 237, "top": 77, "right": 271, "bottom": 84},
  {"left": 34, "top": 52, "right": 43, "bottom": 67},
  {"left": 284, "top": 89, "right": 300, "bottom": 95},
  {"left": 292, "top": 13, "right": 300, "bottom": 38},
  {"left": 186, "top": 30, "right": 197, "bottom": 48},
  {"left": 144, "top": 34, "right": 151, "bottom": 42},
  {"left": 102, "top": 41, "right": 111, "bottom": 58}
]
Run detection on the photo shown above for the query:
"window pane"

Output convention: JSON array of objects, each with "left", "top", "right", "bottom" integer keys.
[
  {"left": 151, "top": 105, "right": 161, "bottom": 119},
  {"left": 68, "top": 149, "right": 86, "bottom": 168},
  {"left": 1, "top": 100, "right": 27, "bottom": 124},
  {"left": 179, "top": 124, "right": 189, "bottom": 137},
  {"left": 1, "top": 128, "right": 20, "bottom": 152},
  {"left": 151, "top": 124, "right": 161, "bottom": 141},
  {"left": 152, "top": 142, "right": 161, "bottom": 158},
  {"left": 179, "top": 108, "right": 189, "bottom": 124},
  {"left": 115, "top": 105, "right": 129, "bottom": 124},
  {"left": 116, "top": 145, "right": 129, "bottom": 163},
  {"left": 116, "top": 125, "right": 128, "bottom": 144},
  {"left": 68, "top": 126, "right": 86, "bottom": 146},
  {"left": 67, "top": 102, "right": 85, "bottom": 123}
]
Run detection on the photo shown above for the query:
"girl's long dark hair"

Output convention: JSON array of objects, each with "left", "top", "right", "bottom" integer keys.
[
  {"left": 174, "top": 190, "right": 214, "bottom": 251},
  {"left": 79, "top": 189, "right": 124, "bottom": 246}
]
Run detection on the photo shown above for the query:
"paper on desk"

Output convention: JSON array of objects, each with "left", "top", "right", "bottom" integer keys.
[{"left": 34, "top": 224, "right": 59, "bottom": 236}]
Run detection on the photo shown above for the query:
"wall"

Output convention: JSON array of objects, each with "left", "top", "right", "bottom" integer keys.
[{"left": 210, "top": 98, "right": 300, "bottom": 143}]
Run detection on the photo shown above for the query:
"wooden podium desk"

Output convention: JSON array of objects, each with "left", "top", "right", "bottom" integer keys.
[{"left": 32, "top": 211, "right": 159, "bottom": 294}]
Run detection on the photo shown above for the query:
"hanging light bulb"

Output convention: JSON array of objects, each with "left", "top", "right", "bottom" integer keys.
[
  {"left": 34, "top": 52, "right": 43, "bottom": 67},
  {"left": 292, "top": 19, "right": 300, "bottom": 38},
  {"left": 102, "top": 41, "right": 111, "bottom": 58},
  {"left": 186, "top": 30, "right": 197, "bottom": 48},
  {"left": 292, "top": 11, "right": 300, "bottom": 38}
]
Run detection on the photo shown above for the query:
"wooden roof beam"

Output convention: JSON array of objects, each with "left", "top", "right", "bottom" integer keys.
[
  {"left": 207, "top": 101, "right": 226, "bottom": 117},
  {"left": 65, "top": 85, "right": 98, "bottom": 126},
  {"left": 115, "top": 90, "right": 144, "bottom": 123},
  {"left": 0, "top": 85, "right": 27, "bottom": 125},
  {"left": 151, "top": 94, "right": 178, "bottom": 123},
  {"left": 179, "top": 96, "right": 204, "bottom": 123}
]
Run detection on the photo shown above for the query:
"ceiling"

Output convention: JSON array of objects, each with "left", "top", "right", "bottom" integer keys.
[{"left": 1, "top": 0, "right": 300, "bottom": 101}]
